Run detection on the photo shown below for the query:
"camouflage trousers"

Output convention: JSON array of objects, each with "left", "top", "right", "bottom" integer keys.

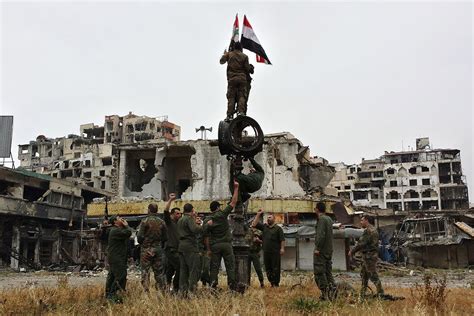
[
  {"left": 313, "top": 254, "right": 335, "bottom": 299},
  {"left": 360, "top": 255, "right": 384, "bottom": 296},
  {"left": 226, "top": 79, "right": 248, "bottom": 117},
  {"left": 140, "top": 247, "right": 166, "bottom": 291}
]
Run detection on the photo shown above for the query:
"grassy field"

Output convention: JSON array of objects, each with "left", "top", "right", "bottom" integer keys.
[{"left": 0, "top": 272, "right": 473, "bottom": 315}]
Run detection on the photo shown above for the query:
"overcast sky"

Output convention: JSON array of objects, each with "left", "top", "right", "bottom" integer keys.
[{"left": 1, "top": 1, "right": 472, "bottom": 202}]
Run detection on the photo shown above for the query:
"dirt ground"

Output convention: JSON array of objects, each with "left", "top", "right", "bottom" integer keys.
[{"left": 1, "top": 268, "right": 473, "bottom": 290}]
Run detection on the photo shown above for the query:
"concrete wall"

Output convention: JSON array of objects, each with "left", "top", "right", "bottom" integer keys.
[{"left": 119, "top": 136, "right": 321, "bottom": 201}]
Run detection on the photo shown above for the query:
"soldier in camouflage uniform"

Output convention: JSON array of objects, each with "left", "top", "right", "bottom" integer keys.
[
  {"left": 247, "top": 226, "right": 264, "bottom": 288},
  {"left": 105, "top": 216, "right": 132, "bottom": 303},
  {"left": 349, "top": 215, "right": 384, "bottom": 298},
  {"left": 137, "top": 203, "right": 168, "bottom": 292},
  {"left": 205, "top": 181, "right": 239, "bottom": 291},
  {"left": 244, "top": 64, "right": 254, "bottom": 114},
  {"left": 313, "top": 202, "right": 336, "bottom": 300},
  {"left": 220, "top": 41, "right": 252, "bottom": 119}
]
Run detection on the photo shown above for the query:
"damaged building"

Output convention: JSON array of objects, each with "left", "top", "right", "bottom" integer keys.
[
  {"left": 329, "top": 137, "right": 469, "bottom": 211},
  {"left": 87, "top": 131, "right": 338, "bottom": 217},
  {"left": 391, "top": 216, "right": 474, "bottom": 268},
  {"left": 0, "top": 166, "right": 109, "bottom": 271},
  {"left": 17, "top": 112, "right": 180, "bottom": 193}
]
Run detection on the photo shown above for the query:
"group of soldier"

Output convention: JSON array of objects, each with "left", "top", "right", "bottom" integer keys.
[
  {"left": 313, "top": 202, "right": 385, "bottom": 300},
  {"left": 104, "top": 196, "right": 385, "bottom": 303},
  {"left": 103, "top": 178, "right": 288, "bottom": 302},
  {"left": 104, "top": 46, "right": 384, "bottom": 300}
]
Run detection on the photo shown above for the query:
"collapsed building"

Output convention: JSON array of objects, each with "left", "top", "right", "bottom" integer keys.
[
  {"left": 14, "top": 113, "right": 354, "bottom": 271},
  {"left": 87, "top": 131, "right": 338, "bottom": 216},
  {"left": 391, "top": 215, "right": 474, "bottom": 268},
  {"left": 86, "top": 132, "right": 366, "bottom": 271},
  {"left": 329, "top": 137, "right": 469, "bottom": 211},
  {"left": 0, "top": 166, "right": 109, "bottom": 271},
  {"left": 17, "top": 112, "right": 181, "bottom": 193}
]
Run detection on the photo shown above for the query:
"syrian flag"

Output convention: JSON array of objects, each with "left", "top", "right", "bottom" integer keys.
[
  {"left": 229, "top": 14, "right": 239, "bottom": 51},
  {"left": 241, "top": 15, "right": 272, "bottom": 65}
]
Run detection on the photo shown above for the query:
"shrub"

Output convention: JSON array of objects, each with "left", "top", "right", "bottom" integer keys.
[{"left": 410, "top": 273, "right": 448, "bottom": 310}]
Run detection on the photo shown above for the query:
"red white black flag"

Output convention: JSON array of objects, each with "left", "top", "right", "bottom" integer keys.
[
  {"left": 229, "top": 14, "right": 239, "bottom": 51},
  {"left": 241, "top": 15, "right": 272, "bottom": 65}
]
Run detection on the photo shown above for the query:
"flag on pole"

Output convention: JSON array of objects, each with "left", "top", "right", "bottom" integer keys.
[
  {"left": 229, "top": 14, "right": 239, "bottom": 51},
  {"left": 241, "top": 15, "right": 271, "bottom": 64}
]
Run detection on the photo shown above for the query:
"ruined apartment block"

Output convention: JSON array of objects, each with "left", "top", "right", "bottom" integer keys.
[
  {"left": 329, "top": 138, "right": 469, "bottom": 211},
  {"left": 18, "top": 112, "right": 180, "bottom": 193},
  {"left": 0, "top": 167, "right": 108, "bottom": 270},
  {"left": 118, "top": 132, "right": 336, "bottom": 201}
]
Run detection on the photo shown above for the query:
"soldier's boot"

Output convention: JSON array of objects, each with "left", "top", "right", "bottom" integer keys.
[
  {"left": 141, "top": 270, "right": 151, "bottom": 292},
  {"left": 360, "top": 278, "right": 369, "bottom": 299},
  {"left": 374, "top": 280, "right": 384, "bottom": 297},
  {"left": 319, "top": 288, "right": 328, "bottom": 301},
  {"left": 227, "top": 99, "right": 236, "bottom": 121}
]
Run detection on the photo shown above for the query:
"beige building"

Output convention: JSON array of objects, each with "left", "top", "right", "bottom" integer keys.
[
  {"left": 18, "top": 112, "right": 180, "bottom": 193},
  {"left": 329, "top": 138, "right": 469, "bottom": 211}
]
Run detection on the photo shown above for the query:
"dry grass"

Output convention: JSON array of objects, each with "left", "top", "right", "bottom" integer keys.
[{"left": 0, "top": 273, "right": 473, "bottom": 315}]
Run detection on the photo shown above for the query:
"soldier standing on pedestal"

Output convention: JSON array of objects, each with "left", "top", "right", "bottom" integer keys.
[{"left": 220, "top": 42, "right": 252, "bottom": 120}]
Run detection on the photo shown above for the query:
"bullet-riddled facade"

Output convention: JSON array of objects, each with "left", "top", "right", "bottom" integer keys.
[
  {"left": 18, "top": 112, "right": 180, "bottom": 193},
  {"left": 329, "top": 138, "right": 469, "bottom": 211}
]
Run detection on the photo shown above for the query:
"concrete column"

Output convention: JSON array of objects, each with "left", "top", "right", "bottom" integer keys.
[
  {"left": 22, "top": 241, "right": 28, "bottom": 260},
  {"left": 10, "top": 224, "right": 20, "bottom": 270},
  {"left": 34, "top": 238, "right": 41, "bottom": 265},
  {"left": 52, "top": 236, "right": 59, "bottom": 263},
  {"left": 118, "top": 149, "right": 127, "bottom": 197},
  {"left": 0, "top": 222, "right": 3, "bottom": 266},
  {"left": 450, "top": 162, "right": 453, "bottom": 183}
]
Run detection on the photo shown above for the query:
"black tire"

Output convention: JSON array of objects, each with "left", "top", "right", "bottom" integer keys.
[
  {"left": 218, "top": 120, "right": 232, "bottom": 156},
  {"left": 227, "top": 115, "right": 264, "bottom": 157}
]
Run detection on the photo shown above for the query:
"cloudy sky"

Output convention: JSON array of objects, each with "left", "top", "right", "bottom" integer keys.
[{"left": 1, "top": 1, "right": 472, "bottom": 201}]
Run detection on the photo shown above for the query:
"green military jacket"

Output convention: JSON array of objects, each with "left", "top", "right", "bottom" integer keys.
[
  {"left": 164, "top": 210, "right": 179, "bottom": 250},
  {"left": 137, "top": 214, "right": 167, "bottom": 249},
  {"left": 220, "top": 50, "right": 251, "bottom": 83},
  {"left": 177, "top": 214, "right": 203, "bottom": 253},
  {"left": 352, "top": 224, "right": 379, "bottom": 257},
  {"left": 231, "top": 158, "right": 265, "bottom": 195},
  {"left": 314, "top": 214, "right": 334, "bottom": 257},
  {"left": 204, "top": 205, "right": 233, "bottom": 245},
  {"left": 107, "top": 226, "right": 132, "bottom": 265},
  {"left": 255, "top": 222, "right": 285, "bottom": 253}
]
